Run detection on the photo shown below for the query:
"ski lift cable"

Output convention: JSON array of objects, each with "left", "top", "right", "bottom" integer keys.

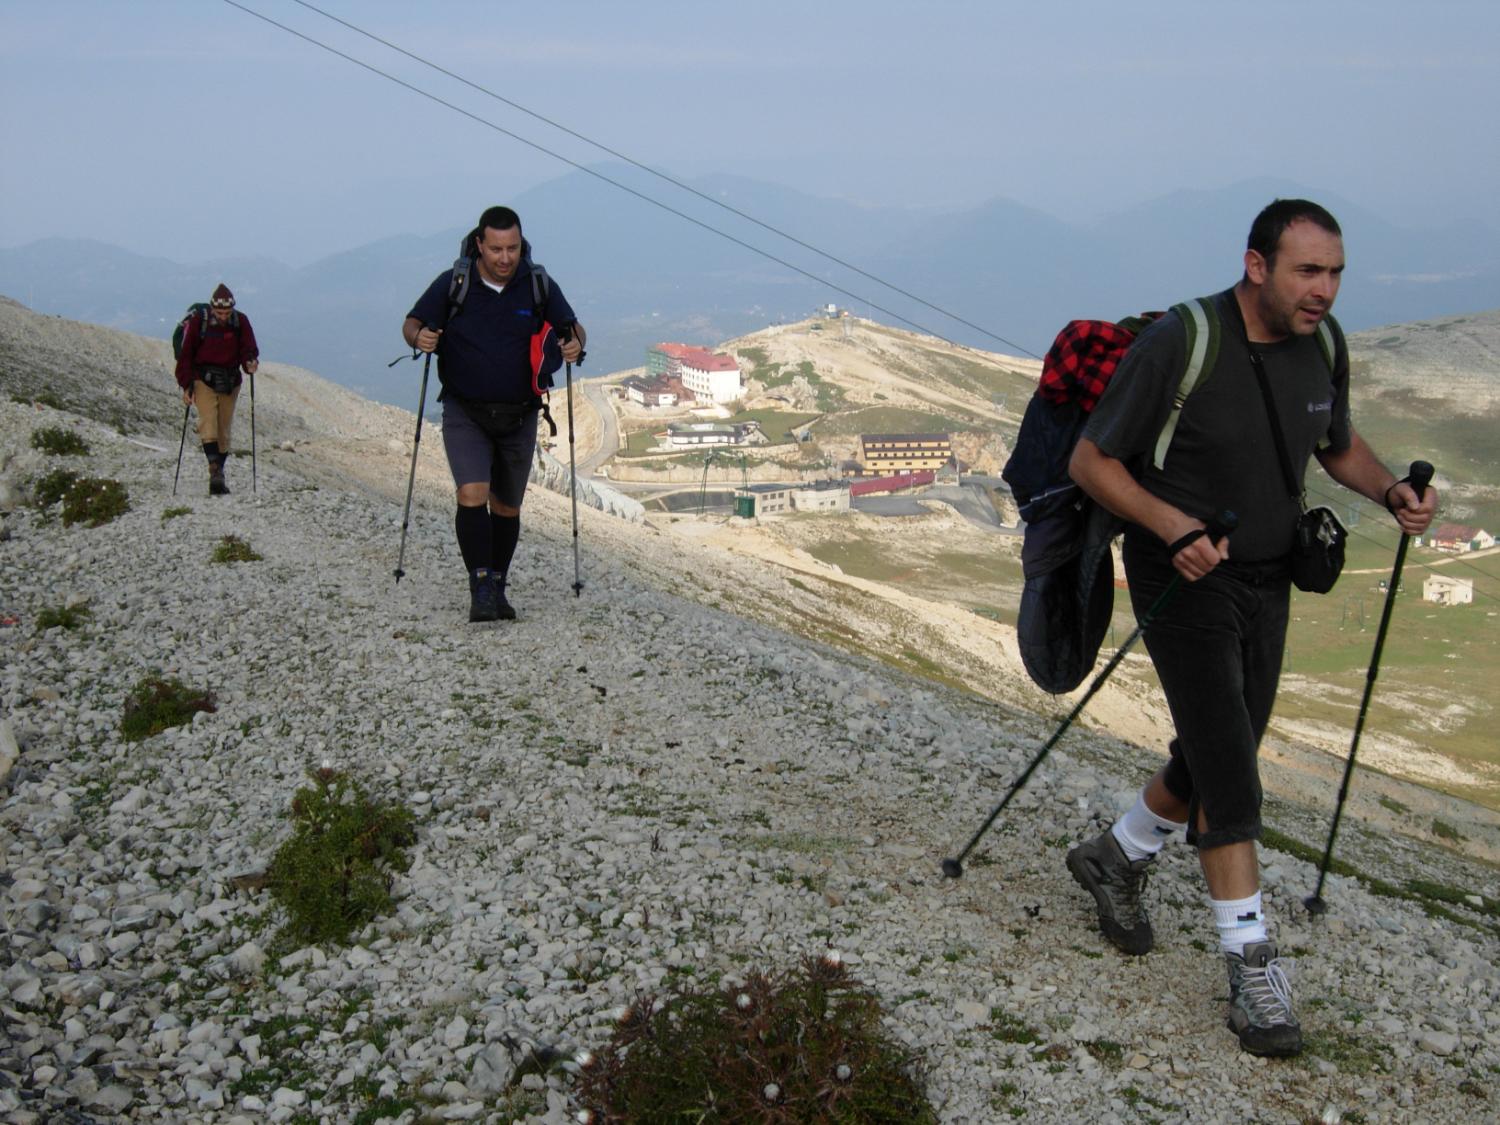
[
  {"left": 219, "top": 0, "right": 1032, "bottom": 359},
  {"left": 288, "top": 0, "right": 1039, "bottom": 359}
]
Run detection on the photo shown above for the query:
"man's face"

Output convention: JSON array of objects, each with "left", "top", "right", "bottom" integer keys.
[
  {"left": 474, "top": 224, "right": 522, "bottom": 286},
  {"left": 210, "top": 304, "right": 233, "bottom": 326},
  {"left": 1246, "top": 220, "right": 1344, "bottom": 339}
]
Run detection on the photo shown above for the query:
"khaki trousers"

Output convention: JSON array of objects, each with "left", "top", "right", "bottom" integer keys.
[{"left": 192, "top": 380, "right": 240, "bottom": 452}]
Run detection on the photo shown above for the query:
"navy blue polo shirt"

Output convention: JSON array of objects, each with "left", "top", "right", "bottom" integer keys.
[{"left": 407, "top": 261, "right": 576, "bottom": 403}]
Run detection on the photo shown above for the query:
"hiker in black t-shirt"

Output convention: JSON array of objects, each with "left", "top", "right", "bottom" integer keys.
[
  {"left": 403, "top": 206, "right": 585, "bottom": 622},
  {"left": 1063, "top": 200, "right": 1436, "bottom": 1058}
]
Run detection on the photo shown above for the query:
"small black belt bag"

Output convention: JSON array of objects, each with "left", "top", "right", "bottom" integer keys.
[
  {"left": 200, "top": 365, "right": 238, "bottom": 395},
  {"left": 1245, "top": 342, "right": 1346, "bottom": 594},
  {"left": 450, "top": 396, "right": 538, "bottom": 441}
]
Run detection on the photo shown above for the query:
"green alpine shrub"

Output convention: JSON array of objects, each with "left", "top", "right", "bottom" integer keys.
[{"left": 574, "top": 954, "right": 937, "bottom": 1123}]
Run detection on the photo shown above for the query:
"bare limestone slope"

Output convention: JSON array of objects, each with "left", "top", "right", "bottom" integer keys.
[{"left": 2, "top": 299, "right": 1498, "bottom": 1123}]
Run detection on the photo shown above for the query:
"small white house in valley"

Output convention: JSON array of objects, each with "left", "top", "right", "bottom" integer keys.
[{"left": 1422, "top": 574, "right": 1474, "bottom": 606}]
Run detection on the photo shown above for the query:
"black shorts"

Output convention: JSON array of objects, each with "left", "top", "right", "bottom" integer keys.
[
  {"left": 440, "top": 399, "right": 539, "bottom": 509},
  {"left": 1123, "top": 528, "right": 1291, "bottom": 850}
]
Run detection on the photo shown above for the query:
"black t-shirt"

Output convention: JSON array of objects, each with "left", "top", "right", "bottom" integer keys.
[
  {"left": 1083, "top": 289, "right": 1352, "bottom": 561},
  {"left": 407, "top": 261, "right": 576, "bottom": 403}
]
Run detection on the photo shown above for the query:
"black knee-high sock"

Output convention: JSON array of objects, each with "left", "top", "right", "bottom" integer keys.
[
  {"left": 455, "top": 504, "right": 492, "bottom": 573},
  {"left": 491, "top": 512, "right": 520, "bottom": 582},
  {"left": 203, "top": 441, "right": 219, "bottom": 466}
]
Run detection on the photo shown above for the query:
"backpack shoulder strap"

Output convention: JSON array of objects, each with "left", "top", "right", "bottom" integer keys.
[
  {"left": 529, "top": 262, "right": 550, "bottom": 333},
  {"left": 1151, "top": 296, "right": 1220, "bottom": 470},
  {"left": 1314, "top": 314, "right": 1338, "bottom": 373},
  {"left": 445, "top": 228, "right": 478, "bottom": 324}
]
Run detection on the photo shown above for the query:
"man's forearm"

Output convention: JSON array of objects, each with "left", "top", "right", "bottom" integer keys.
[
  {"left": 1315, "top": 431, "right": 1397, "bottom": 506},
  {"left": 1070, "top": 438, "right": 1192, "bottom": 545}
]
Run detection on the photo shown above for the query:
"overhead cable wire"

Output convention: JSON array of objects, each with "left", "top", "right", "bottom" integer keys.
[
  {"left": 220, "top": 0, "right": 1030, "bottom": 359},
  {"left": 289, "top": 0, "right": 1039, "bottom": 360}
]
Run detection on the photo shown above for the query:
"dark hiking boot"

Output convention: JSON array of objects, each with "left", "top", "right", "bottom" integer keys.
[
  {"left": 494, "top": 582, "right": 517, "bottom": 621},
  {"left": 1066, "top": 830, "right": 1154, "bottom": 955},
  {"left": 1226, "top": 943, "right": 1302, "bottom": 1057},
  {"left": 209, "top": 466, "right": 229, "bottom": 496},
  {"left": 468, "top": 568, "right": 500, "bottom": 623}
]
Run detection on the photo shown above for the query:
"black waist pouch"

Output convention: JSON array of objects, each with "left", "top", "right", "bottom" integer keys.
[
  {"left": 1290, "top": 505, "right": 1347, "bottom": 594},
  {"left": 201, "top": 366, "right": 237, "bottom": 395},
  {"left": 452, "top": 396, "right": 538, "bottom": 441}
]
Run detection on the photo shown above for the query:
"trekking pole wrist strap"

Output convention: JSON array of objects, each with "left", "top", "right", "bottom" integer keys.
[
  {"left": 1168, "top": 528, "right": 1206, "bottom": 556},
  {"left": 1383, "top": 477, "right": 1408, "bottom": 515}
]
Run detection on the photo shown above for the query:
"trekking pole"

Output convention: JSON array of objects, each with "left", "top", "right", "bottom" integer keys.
[
  {"left": 559, "top": 325, "right": 585, "bottom": 597},
  {"left": 393, "top": 343, "right": 433, "bottom": 584},
  {"left": 942, "top": 510, "right": 1237, "bottom": 879},
  {"left": 1304, "top": 462, "right": 1433, "bottom": 914},
  {"left": 172, "top": 402, "right": 190, "bottom": 497},
  {"left": 249, "top": 368, "right": 258, "bottom": 493}
]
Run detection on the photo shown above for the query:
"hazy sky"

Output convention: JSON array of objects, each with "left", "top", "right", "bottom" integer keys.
[{"left": 3, "top": 0, "right": 1498, "bottom": 266}]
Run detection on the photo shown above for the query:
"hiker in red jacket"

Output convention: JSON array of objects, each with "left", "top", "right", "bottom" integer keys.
[{"left": 176, "top": 283, "right": 259, "bottom": 495}]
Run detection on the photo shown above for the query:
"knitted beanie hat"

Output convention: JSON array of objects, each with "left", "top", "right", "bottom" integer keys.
[{"left": 210, "top": 283, "right": 235, "bottom": 309}]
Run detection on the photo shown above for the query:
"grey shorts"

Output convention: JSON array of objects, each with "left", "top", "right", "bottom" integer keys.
[{"left": 440, "top": 399, "right": 539, "bottom": 509}]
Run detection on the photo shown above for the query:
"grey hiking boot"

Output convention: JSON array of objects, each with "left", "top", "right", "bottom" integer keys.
[
  {"left": 468, "top": 568, "right": 500, "bottom": 623},
  {"left": 1066, "top": 830, "right": 1154, "bottom": 955},
  {"left": 1226, "top": 942, "right": 1302, "bottom": 1057}
]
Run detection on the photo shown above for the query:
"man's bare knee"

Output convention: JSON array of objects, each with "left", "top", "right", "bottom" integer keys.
[
  {"left": 456, "top": 483, "right": 489, "bottom": 506},
  {"left": 489, "top": 498, "right": 520, "bottom": 517}
]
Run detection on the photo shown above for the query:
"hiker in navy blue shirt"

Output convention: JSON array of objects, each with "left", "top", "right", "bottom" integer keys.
[
  {"left": 403, "top": 206, "right": 585, "bottom": 622},
  {"left": 1065, "top": 200, "right": 1436, "bottom": 1058}
]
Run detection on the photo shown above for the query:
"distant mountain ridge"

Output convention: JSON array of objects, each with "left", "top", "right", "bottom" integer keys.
[{"left": 3, "top": 169, "right": 1498, "bottom": 406}]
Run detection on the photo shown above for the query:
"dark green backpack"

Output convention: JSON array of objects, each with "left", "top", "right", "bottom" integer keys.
[{"left": 171, "top": 303, "right": 239, "bottom": 361}]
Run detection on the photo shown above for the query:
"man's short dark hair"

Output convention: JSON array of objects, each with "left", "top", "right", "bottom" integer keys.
[
  {"left": 1247, "top": 199, "right": 1341, "bottom": 269},
  {"left": 477, "top": 206, "right": 522, "bottom": 239}
]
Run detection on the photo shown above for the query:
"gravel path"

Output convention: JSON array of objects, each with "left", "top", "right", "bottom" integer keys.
[{"left": 2, "top": 316, "right": 1498, "bottom": 1124}]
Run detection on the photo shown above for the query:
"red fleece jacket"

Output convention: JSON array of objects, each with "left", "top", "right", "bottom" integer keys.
[{"left": 175, "top": 312, "right": 259, "bottom": 390}]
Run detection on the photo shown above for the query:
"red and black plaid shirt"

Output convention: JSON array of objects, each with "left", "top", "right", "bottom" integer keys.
[{"left": 1039, "top": 313, "right": 1163, "bottom": 413}]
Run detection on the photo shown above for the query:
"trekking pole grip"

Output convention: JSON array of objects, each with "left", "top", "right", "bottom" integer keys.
[
  {"left": 1205, "top": 509, "right": 1238, "bottom": 546},
  {"left": 1407, "top": 461, "right": 1433, "bottom": 501}
]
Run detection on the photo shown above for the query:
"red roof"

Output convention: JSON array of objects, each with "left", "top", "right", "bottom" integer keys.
[{"left": 1433, "top": 522, "right": 1480, "bottom": 541}]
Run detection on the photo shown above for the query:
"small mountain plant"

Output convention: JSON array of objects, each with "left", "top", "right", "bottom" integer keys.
[
  {"left": 573, "top": 953, "right": 937, "bottom": 1123},
  {"left": 213, "top": 535, "right": 262, "bottom": 563},
  {"left": 32, "top": 468, "right": 80, "bottom": 509},
  {"left": 120, "top": 675, "right": 215, "bottom": 742},
  {"left": 60, "top": 477, "right": 130, "bottom": 527},
  {"left": 267, "top": 767, "right": 417, "bottom": 947},
  {"left": 30, "top": 425, "right": 90, "bottom": 456}
]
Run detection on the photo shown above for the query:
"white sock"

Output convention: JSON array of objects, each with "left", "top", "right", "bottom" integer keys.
[
  {"left": 1211, "top": 892, "right": 1269, "bottom": 956},
  {"left": 1110, "top": 793, "right": 1186, "bottom": 862}
]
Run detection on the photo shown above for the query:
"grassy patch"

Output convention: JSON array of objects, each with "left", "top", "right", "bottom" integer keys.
[
  {"left": 574, "top": 954, "right": 937, "bottom": 1123},
  {"left": 267, "top": 768, "right": 416, "bottom": 947},
  {"left": 161, "top": 505, "right": 192, "bottom": 522},
  {"left": 36, "top": 603, "right": 91, "bottom": 631},
  {"left": 1432, "top": 819, "right": 1465, "bottom": 842},
  {"left": 60, "top": 477, "right": 130, "bottom": 527},
  {"left": 120, "top": 675, "right": 216, "bottom": 742},
  {"left": 1299, "top": 1027, "right": 1389, "bottom": 1076},
  {"left": 1260, "top": 826, "right": 1498, "bottom": 931},
  {"left": 985, "top": 1008, "right": 1044, "bottom": 1046},
  {"left": 213, "top": 535, "right": 263, "bottom": 563},
  {"left": 33, "top": 467, "right": 80, "bottom": 508},
  {"left": 30, "top": 425, "right": 90, "bottom": 456}
]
